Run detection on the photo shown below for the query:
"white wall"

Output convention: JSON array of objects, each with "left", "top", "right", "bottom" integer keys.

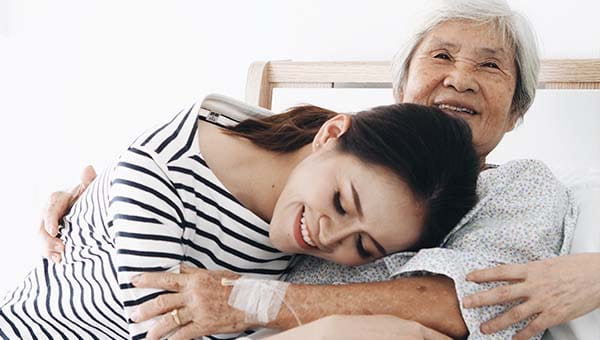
[{"left": 1, "top": 0, "right": 599, "bottom": 295}]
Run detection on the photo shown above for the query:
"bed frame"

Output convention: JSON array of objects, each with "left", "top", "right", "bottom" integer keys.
[{"left": 244, "top": 59, "right": 600, "bottom": 109}]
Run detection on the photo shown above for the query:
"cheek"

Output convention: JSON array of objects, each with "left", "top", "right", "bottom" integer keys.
[
  {"left": 323, "top": 251, "right": 364, "bottom": 266},
  {"left": 403, "top": 67, "right": 441, "bottom": 104}
]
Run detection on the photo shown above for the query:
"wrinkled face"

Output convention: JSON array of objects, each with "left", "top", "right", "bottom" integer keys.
[
  {"left": 269, "top": 135, "right": 424, "bottom": 266},
  {"left": 399, "top": 20, "right": 518, "bottom": 157}
]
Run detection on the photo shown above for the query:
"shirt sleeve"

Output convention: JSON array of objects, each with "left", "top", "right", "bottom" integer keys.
[
  {"left": 384, "top": 159, "right": 578, "bottom": 339},
  {"left": 107, "top": 145, "right": 186, "bottom": 340}
]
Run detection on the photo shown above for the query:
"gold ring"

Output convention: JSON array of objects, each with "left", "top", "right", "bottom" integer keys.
[{"left": 170, "top": 308, "right": 181, "bottom": 326}]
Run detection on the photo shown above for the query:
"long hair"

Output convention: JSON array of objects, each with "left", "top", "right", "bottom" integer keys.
[{"left": 224, "top": 103, "right": 479, "bottom": 250}]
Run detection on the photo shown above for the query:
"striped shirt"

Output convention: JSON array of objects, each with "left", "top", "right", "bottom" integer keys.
[{"left": 0, "top": 103, "right": 293, "bottom": 339}]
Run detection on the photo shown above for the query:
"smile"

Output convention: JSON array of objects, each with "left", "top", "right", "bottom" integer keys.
[
  {"left": 436, "top": 103, "right": 478, "bottom": 115},
  {"left": 294, "top": 206, "right": 317, "bottom": 250}
]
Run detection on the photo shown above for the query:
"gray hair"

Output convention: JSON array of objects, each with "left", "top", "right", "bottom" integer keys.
[{"left": 391, "top": 0, "right": 540, "bottom": 120}]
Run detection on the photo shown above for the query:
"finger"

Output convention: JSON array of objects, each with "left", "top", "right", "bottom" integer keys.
[
  {"left": 38, "top": 222, "right": 66, "bottom": 254},
  {"left": 168, "top": 323, "right": 203, "bottom": 340},
  {"left": 80, "top": 165, "right": 97, "bottom": 186},
  {"left": 67, "top": 165, "right": 97, "bottom": 205},
  {"left": 132, "top": 272, "right": 187, "bottom": 291},
  {"left": 44, "top": 251, "right": 62, "bottom": 264},
  {"left": 43, "top": 191, "right": 71, "bottom": 237},
  {"left": 421, "top": 326, "right": 453, "bottom": 340},
  {"left": 466, "top": 264, "right": 527, "bottom": 283},
  {"left": 513, "top": 314, "right": 548, "bottom": 340},
  {"left": 132, "top": 292, "right": 185, "bottom": 323},
  {"left": 463, "top": 283, "right": 526, "bottom": 308},
  {"left": 145, "top": 307, "right": 190, "bottom": 340},
  {"left": 481, "top": 303, "right": 539, "bottom": 334},
  {"left": 71, "top": 165, "right": 98, "bottom": 198}
]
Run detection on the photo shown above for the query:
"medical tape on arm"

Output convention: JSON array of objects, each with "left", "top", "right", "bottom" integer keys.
[{"left": 221, "top": 276, "right": 302, "bottom": 326}]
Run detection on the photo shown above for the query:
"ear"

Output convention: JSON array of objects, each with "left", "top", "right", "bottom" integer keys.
[
  {"left": 505, "top": 111, "right": 520, "bottom": 133},
  {"left": 312, "top": 114, "right": 351, "bottom": 151},
  {"left": 393, "top": 86, "right": 404, "bottom": 103}
]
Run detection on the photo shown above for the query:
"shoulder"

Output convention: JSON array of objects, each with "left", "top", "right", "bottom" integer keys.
[
  {"left": 478, "top": 159, "right": 561, "bottom": 196},
  {"left": 129, "top": 102, "right": 201, "bottom": 163}
]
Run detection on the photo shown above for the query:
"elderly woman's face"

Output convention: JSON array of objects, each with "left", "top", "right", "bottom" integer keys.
[{"left": 399, "top": 20, "right": 518, "bottom": 157}]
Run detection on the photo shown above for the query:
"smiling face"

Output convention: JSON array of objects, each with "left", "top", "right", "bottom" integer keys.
[
  {"left": 398, "top": 19, "right": 518, "bottom": 157},
  {"left": 268, "top": 117, "right": 425, "bottom": 266}
]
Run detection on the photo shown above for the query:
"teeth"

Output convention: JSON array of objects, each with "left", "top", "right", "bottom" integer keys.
[
  {"left": 437, "top": 104, "right": 476, "bottom": 115},
  {"left": 300, "top": 211, "right": 316, "bottom": 247}
]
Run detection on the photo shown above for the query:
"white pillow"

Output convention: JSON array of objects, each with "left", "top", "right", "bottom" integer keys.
[{"left": 543, "top": 167, "right": 600, "bottom": 340}]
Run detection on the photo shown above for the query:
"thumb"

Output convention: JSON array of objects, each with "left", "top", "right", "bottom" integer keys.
[{"left": 80, "top": 165, "right": 97, "bottom": 187}]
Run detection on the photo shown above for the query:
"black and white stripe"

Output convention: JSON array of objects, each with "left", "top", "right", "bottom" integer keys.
[{"left": 1, "top": 104, "right": 292, "bottom": 339}]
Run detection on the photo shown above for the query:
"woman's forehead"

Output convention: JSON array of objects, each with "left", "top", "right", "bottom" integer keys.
[{"left": 421, "top": 20, "right": 515, "bottom": 59}]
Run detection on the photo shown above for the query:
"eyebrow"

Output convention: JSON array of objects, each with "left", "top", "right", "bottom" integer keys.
[
  {"left": 351, "top": 183, "right": 363, "bottom": 218},
  {"left": 429, "top": 38, "right": 507, "bottom": 57},
  {"left": 351, "top": 182, "right": 387, "bottom": 256},
  {"left": 478, "top": 46, "right": 506, "bottom": 58}
]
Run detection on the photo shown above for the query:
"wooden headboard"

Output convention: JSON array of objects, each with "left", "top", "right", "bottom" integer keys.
[{"left": 245, "top": 60, "right": 600, "bottom": 109}]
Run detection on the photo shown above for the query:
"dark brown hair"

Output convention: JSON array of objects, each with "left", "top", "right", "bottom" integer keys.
[
  {"left": 224, "top": 103, "right": 479, "bottom": 250},
  {"left": 223, "top": 105, "right": 337, "bottom": 152}
]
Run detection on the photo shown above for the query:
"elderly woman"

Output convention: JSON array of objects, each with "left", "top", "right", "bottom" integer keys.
[{"left": 36, "top": 0, "right": 596, "bottom": 339}]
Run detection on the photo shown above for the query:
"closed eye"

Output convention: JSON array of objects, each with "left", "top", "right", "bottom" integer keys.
[
  {"left": 356, "top": 234, "right": 372, "bottom": 259},
  {"left": 333, "top": 191, "right": 346, "bottom": 215}
]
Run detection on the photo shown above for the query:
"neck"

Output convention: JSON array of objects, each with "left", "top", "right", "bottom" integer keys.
[{"left": 197, "top": 120, "right": 310, "bottom": 222}]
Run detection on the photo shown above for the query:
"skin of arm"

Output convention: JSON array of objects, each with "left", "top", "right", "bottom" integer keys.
[
  {"left": 268, "top": 276, "right": 467, "bottom": 339},
  {"left": 265, "top": 314, "right": 453, "bottom": 340}
]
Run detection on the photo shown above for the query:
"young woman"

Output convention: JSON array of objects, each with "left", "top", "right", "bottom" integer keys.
[{"left": 0, "top": 99, "right": 479, "bottom": 339}]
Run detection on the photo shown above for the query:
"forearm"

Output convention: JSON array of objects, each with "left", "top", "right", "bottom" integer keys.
[{"left": 269, "top": 275, "right": 467, "bottom": 338}]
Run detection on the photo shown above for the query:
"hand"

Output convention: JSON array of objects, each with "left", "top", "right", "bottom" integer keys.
[
  {"left": 38, "top": 165, "right": 97, "bottom": 263},
  {"left": 266, "top": 315, "right": 452, "bottom": 340},
  {"left": 130, "top": 266, "right": 249, "bottom": 340},
  {"left": 464, "top": 253, "right": 600, "bottom": 340}
]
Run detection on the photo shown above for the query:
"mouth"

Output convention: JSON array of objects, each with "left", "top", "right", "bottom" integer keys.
[
  {"left": 293, "top": 205, "right": 318, "bottom": 250},
  {"left": 435, "top": 102, "right": 479, "bottom": 116}
]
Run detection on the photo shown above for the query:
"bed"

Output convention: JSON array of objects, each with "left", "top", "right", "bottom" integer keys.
[{"left": 240, "top": 59, "right": 600, "bottom": 340}]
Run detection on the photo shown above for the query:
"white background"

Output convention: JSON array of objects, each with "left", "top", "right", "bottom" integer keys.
[{"left": 1, "top": 0, "right": 599, "bottom": 295}]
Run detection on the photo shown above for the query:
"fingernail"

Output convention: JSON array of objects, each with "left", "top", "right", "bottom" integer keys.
[
  {"left": 131, "top": 274, "right": 140, "bottom": 286},
  {"left": 130, "top": 311, "right": 138, "bottom": 323},
  {"left": 463, "top": 297, "right": 472, "bottom": 308},
  {"left": 481, "top": 324, "right": 490, "bottom": 334}
]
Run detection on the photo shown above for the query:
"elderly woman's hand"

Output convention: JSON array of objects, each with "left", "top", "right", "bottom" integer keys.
[
  {"left": 463, "top": 253, "right": 600, "bottom": 340},
  {"left": 130, "top": 266, "right": 250, "bottom": 340},
  {"left": 264, "top": 315, "right": 452, "bottom": 340},
  {"left": 38, "top": 165, "right": 97, "bottom": 262}
]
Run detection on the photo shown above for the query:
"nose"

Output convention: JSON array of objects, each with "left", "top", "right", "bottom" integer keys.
[
  {"left": 442, "top": 61, "right": 480, "bottom": 93},
  {"left": 318, "top": 216, "right": 358, "bottom": 250}
]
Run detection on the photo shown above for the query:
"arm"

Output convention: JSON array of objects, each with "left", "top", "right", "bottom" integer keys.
[
  {"left": 264, "top": 315, "right": 453, "bottom": 340},
  {"left": 268, "top": 276, "right": 466, "bottom": 338},
  {"left": 131, "top": 267, "right": 466, "bottom": 340},
  {"left": 108, "top": 147, "right": 187, "bottom": 339}
]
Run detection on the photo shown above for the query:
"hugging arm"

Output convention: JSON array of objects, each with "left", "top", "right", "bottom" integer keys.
[
  {"left": 41, "top": 169, "right": 468, "bottom": 338},
  {"left": 267, "top": 275, "right": 467, "bottom": 337}
]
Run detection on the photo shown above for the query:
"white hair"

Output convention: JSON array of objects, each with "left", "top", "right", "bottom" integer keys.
[{"left": 391, "top": 0, "right": 540, "bottom": 119}]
